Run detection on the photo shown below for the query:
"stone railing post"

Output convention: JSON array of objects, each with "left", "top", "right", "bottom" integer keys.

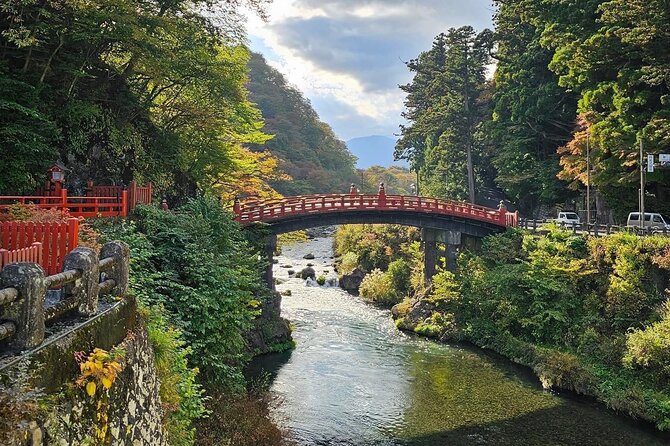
[
  {"left": 63, "top": 247, "right": 100, "bottom": 316},
  {"left": 100, "top": 241, "right": 130, "bottom": 297},
  {"left": 0, "top": 263, "right": 46, "bottom": 349}
]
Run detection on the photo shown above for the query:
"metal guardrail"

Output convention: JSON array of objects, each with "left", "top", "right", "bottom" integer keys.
[
  {"left": 519, "top": 219, "right": 670, "bottom": 237},
  {"left": 0, "top": 241, "right": 129, "bottom": 350}
]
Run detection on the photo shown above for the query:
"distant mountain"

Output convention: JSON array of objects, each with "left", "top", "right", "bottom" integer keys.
[{"left": 346, "top": 136, "right": 409, "bottom": 169}]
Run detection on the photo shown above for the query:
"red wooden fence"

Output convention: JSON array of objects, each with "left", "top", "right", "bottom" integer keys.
[
  {"left": 0, "top": 242, "right": 43, "bottom": 270},
  {"left": 0, "top": 219, "right": 79, "bottom": 275}
]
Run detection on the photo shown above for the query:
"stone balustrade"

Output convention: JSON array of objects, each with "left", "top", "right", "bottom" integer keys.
[{"left": 0, "top": 241, "right": 129, "bottom": 351}]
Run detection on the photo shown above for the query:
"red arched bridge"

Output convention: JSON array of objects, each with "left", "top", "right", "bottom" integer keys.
[
  {"left": 233, "top": 185, "right": 518, "bottom": 287},
  {"left": 234, "top": 187, "right": 518, "bottom": 236}
]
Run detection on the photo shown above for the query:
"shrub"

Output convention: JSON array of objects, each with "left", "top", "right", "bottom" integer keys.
[
  {"left": 146, "top": 305, "right": 207, "bottom": 446},
  {"left": 387, "top": 259, "right": 411, "bottom": 297},
  {"left": 316, "top": 275, "right": 326, "bottom": 286},
  {"left": 97, "top": 198, "right": 266, "bottom": 389},
  {"left": 624, "top": 301, "right": 670, "bottom": 382},
  {"left": 359, "top": 269, "right": 398, "bottom": 305},
  {"left": 339, "top": 252, "right": 358, "bottom": 275}
]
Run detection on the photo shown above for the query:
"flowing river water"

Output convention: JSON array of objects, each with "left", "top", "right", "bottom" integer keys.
[{"left": 248, "top": 236, "right": 670, "bottom": 446}]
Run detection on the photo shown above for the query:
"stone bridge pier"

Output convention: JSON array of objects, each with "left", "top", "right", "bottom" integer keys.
[{"left": 422, "top": 228, "right": 481, "bottom": 284}]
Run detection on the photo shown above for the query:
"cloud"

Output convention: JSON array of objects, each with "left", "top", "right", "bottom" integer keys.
[{"left": 245, "top": 0, "right": 493, "bottom": 140}]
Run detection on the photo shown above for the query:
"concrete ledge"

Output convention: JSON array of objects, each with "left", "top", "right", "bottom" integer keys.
[{"left": 0, "top": 296, "right": 137, "bottom": 393}]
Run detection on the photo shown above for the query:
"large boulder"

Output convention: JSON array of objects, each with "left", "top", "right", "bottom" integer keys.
[
  {"left": 299, "top": 266, "right": 316, "bottom": 280},
  {"left": 339, "top": 268, "right": 366, "bottom": 295}
]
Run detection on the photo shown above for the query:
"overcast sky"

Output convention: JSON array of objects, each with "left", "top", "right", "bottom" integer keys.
[{"left": 245, "top": 0, "right": 494, "bottom": 141}]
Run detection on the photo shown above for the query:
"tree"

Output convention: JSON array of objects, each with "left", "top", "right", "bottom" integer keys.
[
  {"left": 488, "top": 0, "right": 578, "bottom": 215},
  {"left": 547, "top": 0, "right": 670, "bottom": 218},
  {"left": 397, "top": 27, "right": 494, "bottom": 202}
]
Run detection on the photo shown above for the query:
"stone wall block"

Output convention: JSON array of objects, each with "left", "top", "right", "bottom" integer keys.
[
  {"left": 0, "top": 263, "right": 46, "bottom": 349},
  {"left": 62, "top": 247, "right": 100, "bottom": 316},
  {"left": 100, "top": 241, "right": 130, "bottom": 297}
]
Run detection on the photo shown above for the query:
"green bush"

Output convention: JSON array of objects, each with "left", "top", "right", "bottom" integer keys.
[
  {"left": 624, "top": 301, "right": 670, "bottom": 383},
  {"left": 97, "top": 198, "right": 267, "bottom": 389},
  {"left": 316, "top": 275, "right": 326, "bottom": 286},
  {"left": 387, "top": 259, "right": 411, "bottom": 297},
  {"left": 359, "top": 269, "right": 398, "bottom": 305},
  {"left": 145, "top": 305, "right": 207, "bottom": 446},
  {"left": 339, "top": 252, "right": 359, "bottom": 275}
]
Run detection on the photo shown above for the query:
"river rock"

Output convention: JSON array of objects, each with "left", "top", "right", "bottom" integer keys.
[
  {"left": 281, "top": 265, "right": 293, "bottom": 269},
  {"left": 339, "top": 268, "right": 365, "bottom": 295},
  {"left": 325, "top": 278, "right": 338, "bottom": 287},
  {"left": 288, "top": 270, "right": 295, "bottom": 276},
  {"left": 281, "top": 289, "right": 292, "bottom": 296},
  {"left": 303, "top": 253, "right": 315, "bottom": 260},
  {"left": 307, "top": 263, "right": 315, "bottom": 267},
  {"left": 305, "top": 277, "right": 319, "bottom": 287},
  {"left": 274, "top": 278, "right": 286, "bottom": 285},
  {"left": 273, "top": 259, "right": 279, "bottom": 264},
  {"left": 300, "top": 266, "right": 316, "bottom": 280}
]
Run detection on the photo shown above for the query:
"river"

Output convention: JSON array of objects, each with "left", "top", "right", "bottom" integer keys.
[{"left": 248, "top": 236, "right": 670, "bottom": 446}]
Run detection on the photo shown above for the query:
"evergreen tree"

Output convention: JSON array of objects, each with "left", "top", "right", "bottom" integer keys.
[{"left": 396, "top": 27, "right": 493, "bottom": 202}]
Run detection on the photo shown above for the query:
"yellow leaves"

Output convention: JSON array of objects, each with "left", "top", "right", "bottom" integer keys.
[
  {"left": 86, "top": 381, "right": 97, "bottom": 397},
  {"left": 75, "top": 347, "right": 124, "bottom": 398}
]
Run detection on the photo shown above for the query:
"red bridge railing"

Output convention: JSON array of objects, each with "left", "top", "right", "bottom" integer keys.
[{"left": 234, "top": 194, "right": 519, "bottom": 228}]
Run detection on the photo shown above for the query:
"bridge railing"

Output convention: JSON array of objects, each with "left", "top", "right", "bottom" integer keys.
[
  {"left": 236, "top": 194, "right": 519, "bottom": 228},
  {"left": 0, "top": 241, "right": 129, "bottom": 352}
]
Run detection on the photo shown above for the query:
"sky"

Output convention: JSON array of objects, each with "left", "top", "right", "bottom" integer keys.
[{"left": 245, "top": 0, "right": 494, "bottom": 141}]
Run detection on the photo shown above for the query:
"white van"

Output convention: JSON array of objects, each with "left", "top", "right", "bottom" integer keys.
[
  {"left": 556, "top": 212, "right": 581, "bottom": 226},
  {"left": 626, "top": 212, "right": 670, "bottom": 230}
]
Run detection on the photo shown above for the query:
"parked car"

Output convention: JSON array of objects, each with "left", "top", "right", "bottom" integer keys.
[
  {"left": 626, "top": 212, "right": 670, "bottom": 231},
  {"left": 556, "top": 212, "right": 581, "bottom": 227}
]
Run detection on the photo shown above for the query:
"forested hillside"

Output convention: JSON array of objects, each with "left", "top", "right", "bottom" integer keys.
[
  {"left": 247, "top": 53, "right": 359, "bottom": 196},
  {"left": 396, "top": 0, "right": 670, "bottom": 220},
  {"left": 0, "top": 0, "right": 284, "bottom": 202}
]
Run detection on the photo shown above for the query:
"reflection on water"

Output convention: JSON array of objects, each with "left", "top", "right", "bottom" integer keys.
[{"left": 248, "top": 237, "right": 670, "bottom": 446}]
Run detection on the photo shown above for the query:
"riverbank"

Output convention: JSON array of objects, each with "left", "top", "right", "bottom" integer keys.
[
  {"left": 331, "top": 224, "right": 670, "bottom": 432},
  {"left": 393, "top": 229, "right": 670, "bottom": 431},
  {"left": 252, "top": 234, "right": 670, "bottom": 445}
]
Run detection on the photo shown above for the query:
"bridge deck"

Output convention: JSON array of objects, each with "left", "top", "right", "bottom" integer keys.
[{"left": 235, "top": 194, "right": 518, "bottom": 228}]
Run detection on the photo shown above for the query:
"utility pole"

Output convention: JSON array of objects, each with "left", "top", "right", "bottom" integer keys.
[
  {"left": 640, "top": 139, "right": 645, "bottom": 230},
  {"left": 586, "top": 133, "right": 591, "bottom": 226},
  {"left": 463, "top": 39, "right": 476, "bottom": 204}
]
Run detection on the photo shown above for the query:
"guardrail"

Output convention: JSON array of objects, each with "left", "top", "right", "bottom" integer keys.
[
  {"left": 235, "top": 194, "right": 519, "bottom": 228},
  {"left": 0, "top": 241, "right": 129, "bottom": 351},
  {"left": 519, "top": 219, "right": 670, "bottom": 237},
  {"left": 0, "top": 219, "right": 79, "bottom": 275}
]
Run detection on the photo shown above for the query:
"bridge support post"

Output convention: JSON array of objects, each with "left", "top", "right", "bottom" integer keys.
[
  {"left": 264, "top": 235, "right": 277, "bottom": 291},
  {"left": 422, "top": 229, "right": 461, "bottom": 284}
]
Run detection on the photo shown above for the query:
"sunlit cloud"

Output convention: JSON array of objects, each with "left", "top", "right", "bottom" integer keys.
[{"left": 244, "top": 0, "right": 493, "bottom": 140}]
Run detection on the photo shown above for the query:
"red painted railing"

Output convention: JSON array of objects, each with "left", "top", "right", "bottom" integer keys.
[
  {"left": 235, "top": 194, "right": 519, "bottom": 228},
  {"left": 0, "top": 189, "right": 128, "bottom": 218},
  {"left": 0, "top": 242, "right": 43, "bottom": 270},
  {"left": 0, "top": 219, "right": 79, "bottom": 275},
  {"left": 87, "top": 181, "right": 152, "bottom": 214}
]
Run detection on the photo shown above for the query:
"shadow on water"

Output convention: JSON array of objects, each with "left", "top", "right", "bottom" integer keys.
[
  {"left": 399, "top": 405, "right": 670, "bottom": 446},
  {"left": 245, "top": 349, "right": 293, "bottom": 389}
]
